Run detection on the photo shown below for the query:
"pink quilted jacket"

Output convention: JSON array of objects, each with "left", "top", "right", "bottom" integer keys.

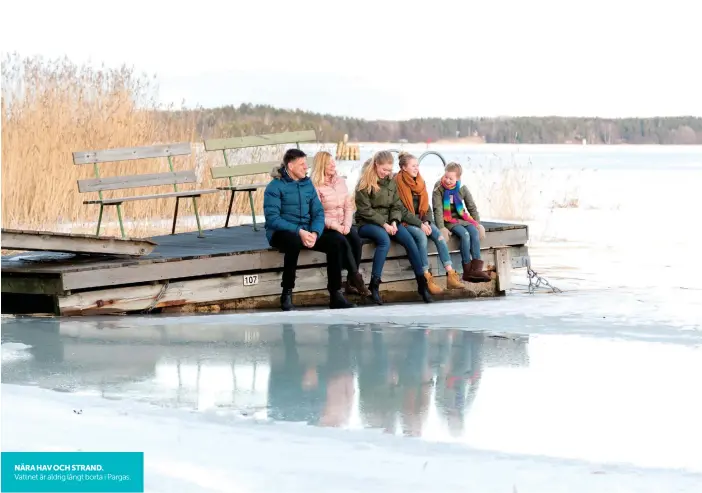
[{"left": 315, "top": 175, "right": 354, "bottom": 230}]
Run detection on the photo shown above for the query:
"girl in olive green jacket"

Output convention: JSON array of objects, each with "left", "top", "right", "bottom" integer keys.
[{"left": 354, "top": 151, "right": 433, "bottom": 304}]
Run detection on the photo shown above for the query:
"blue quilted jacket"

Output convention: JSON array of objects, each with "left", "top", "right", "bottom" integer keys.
[{"left": 263, "top": 166, "right": 325, "bottom": 244}]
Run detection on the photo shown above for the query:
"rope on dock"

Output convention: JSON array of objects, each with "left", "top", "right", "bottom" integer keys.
[{"left": 141, "top": 281, "right": 170, "bottom": 313}]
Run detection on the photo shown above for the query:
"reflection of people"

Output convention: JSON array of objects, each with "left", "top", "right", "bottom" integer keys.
[
  {"left": 317, "top": 325, "right": 355, "bottom": 428},
  {"left": 267, "top": 325, "right": 324, "bottom": 423},
  {"left": 398, "top": 330, "right": 433, "bottom": 437},
  {"left": 357, "top": 327, "right": 398, "bottom": 434},
  {"left": 436, "top": 330, "right": 485, "bottom": 437}
]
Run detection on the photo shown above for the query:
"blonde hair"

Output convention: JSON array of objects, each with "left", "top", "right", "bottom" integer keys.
[
  {"left": 398, "top": 151, "right": 417, "bottom": 169},
  {"left": 356, "top": 150, "right": 393, "bottom": 194},
  {"left": 311, "top": 151, "right": 334, "bottom": 187},
  {"left": 445, "top": 161, "right": 463, "bottom": 177}
]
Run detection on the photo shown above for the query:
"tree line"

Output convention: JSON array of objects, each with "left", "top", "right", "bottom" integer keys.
[{"left": 161, "top": 103, "right": 702, "bottom": 145}]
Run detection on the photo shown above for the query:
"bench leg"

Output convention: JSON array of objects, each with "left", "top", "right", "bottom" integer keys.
[
  {"left": 192, "top": 196, "right": 204, "bottom": 238},
  {"left": 95, "top": 204, "right": 104, "bottom": 237},
  {"left": 116, "top": 204, "right": 126, "bottom": 238},
  {"left": 171, "top": 197, "right": 180, "bottom": 235},
  {"left": 225, "top": 190, "right": 236, "bottom": 228},
  {"left": 248, "top": 191, "right": 258, "bottom": 231}
]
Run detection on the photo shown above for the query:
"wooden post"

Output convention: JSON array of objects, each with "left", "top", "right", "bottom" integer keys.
[{"left": 495, "top": 247, "right": 513, "bottom": 293}]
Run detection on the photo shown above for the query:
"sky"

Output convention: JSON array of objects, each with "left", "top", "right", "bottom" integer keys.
[{"left": 1, "top": 0, "right": 700, "bottom": 120}]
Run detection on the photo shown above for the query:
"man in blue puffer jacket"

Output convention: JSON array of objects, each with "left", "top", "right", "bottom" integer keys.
[{"left": 264, "top": 148, "right": 355, "bottom": 311}]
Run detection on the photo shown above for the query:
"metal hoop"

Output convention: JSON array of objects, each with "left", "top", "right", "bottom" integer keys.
[{"left": 418, "top": 150, "right": 448, "bottom": 167}]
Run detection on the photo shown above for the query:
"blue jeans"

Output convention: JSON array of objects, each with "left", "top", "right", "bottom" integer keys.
[
  {"left": 450, "top": 224, "right": 481, "bottom": 263},
  {"left": 358, "top": 223, "right": 425, "bottom": 278},
  {"left": 405, "top": 224, "right": 453, "bottom": 272}
]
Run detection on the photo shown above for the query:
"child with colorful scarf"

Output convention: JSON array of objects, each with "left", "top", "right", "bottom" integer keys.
[
  {"left": 395, "top": 152, "right": 465, "bottom": 293},
  {"left": 432, "top": 162, "right": 491, "bottom": 282}
]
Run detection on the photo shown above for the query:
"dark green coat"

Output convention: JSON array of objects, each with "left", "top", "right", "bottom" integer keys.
[{"left": 354, "top": 177, "right": 421, "bottom": 227}]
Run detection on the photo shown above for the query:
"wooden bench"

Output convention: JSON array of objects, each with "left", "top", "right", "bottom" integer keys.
[
  {"left": 73, "top": 142, "right": 218, "bottom": 239},
  {"left": 203, "top": 130, "right": 318, "bottom": 231}
]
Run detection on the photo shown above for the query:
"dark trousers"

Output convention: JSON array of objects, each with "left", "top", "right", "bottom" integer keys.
[
  {"left": 322, "top": 226, "right": 363, "bottom": 274},
  {"left": 270, "top": 230, "right": 344, "bottom": 291}
]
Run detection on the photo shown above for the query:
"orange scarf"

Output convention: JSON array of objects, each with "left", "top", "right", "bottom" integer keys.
[{"left": 395, "top": 170, "right": 429, "bottom": 217}]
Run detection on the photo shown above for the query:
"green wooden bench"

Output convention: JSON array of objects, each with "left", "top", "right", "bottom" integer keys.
[
  {"left": 203, "top": 130, "right": 317, "bottom": 231},
  {"left": 73, "top": 142, "right": 219, "bottom": 239}
]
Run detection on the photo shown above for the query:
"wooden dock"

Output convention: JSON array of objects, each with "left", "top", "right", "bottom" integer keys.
[{"left": 1, "top": 221, "right": 529, "bottom": 316}]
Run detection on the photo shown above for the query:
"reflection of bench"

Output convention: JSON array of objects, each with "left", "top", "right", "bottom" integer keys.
[
  {"left": 73, "top": 142, "right": 218, "bottom": 238},
  {"left": 203, "top": 130, "right": 317, "bottom": 230}
]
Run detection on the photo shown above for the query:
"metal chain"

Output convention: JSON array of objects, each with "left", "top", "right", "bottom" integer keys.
[{"left": 526, "top": 262, "right": 562, "bottom": 295}]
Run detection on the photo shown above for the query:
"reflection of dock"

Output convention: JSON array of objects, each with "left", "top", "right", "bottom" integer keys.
[
  {"left": 53, "top": 320, "right": 528, "bottom": 368},
  {"left": 3, "top": 322, "right": 530, "bottom": 437}
]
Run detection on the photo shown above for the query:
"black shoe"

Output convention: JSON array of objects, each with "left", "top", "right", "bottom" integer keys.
[
  {"left": 369, "top": 275, "right": 383, "bottom": 305},
  {"left": 329, "top": 290, "right": 356, "bottom": 309},
  {"left": 416, "top": 275, "right": 434, "bottom": 303},
  {"left": 280, "top": 288, "right": 294, "bottom": 311}
]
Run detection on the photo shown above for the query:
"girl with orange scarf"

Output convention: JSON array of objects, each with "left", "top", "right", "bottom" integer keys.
[{"left": 395, "top": 152, "right": 465, "bottom": 294}]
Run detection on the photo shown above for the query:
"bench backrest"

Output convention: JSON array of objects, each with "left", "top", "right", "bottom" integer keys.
[
  {"left": 73, "top": 142, "right": 195, "bottom": 194},
  {"left": 203, "top": 130, "right": 317, "bottom": 152},
  {"left": 203, "top": 130, "right": 317, "bottom": 183}
]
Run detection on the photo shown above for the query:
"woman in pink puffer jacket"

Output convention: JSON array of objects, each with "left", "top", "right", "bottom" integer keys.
[{"left": 311, "top": 151, "right": 370, "bottom": 296}]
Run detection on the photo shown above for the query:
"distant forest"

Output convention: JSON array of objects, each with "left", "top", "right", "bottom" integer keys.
[{"left": 165, "top": 104, "right": 702, "bottom": 145}]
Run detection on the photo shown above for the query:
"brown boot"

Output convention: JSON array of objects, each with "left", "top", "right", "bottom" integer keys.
[
  {"left": 462, "top": 263, "right": 473, "bottom": 282},
  {"left": 347, "top": 272, "right": 371, "bottom": 296},
  {"left": 344, "top": 281, "right": 358, "bottom": 295},
  {"left": 424, "top": 271, "right": 443, "bottom": 295},
  {"left": 446, "top": 270, "right": 465, "bottom": 290},
  {"left": 466, "top": 259, "right": 492, "bottom": 283}
]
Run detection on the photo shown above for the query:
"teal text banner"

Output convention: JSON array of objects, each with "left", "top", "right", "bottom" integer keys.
[{"left": 1, "top": 452, "right": 144, "bottom": 492}]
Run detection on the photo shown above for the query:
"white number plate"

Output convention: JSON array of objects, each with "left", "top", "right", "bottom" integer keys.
[{"left": 243, "top": 274, "right": 259, "bottom": 286}]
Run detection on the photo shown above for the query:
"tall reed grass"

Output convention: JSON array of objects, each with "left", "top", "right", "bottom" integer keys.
[
  {"left": 1, "top": 54, "right": 285, "bottom": 237},
  {"left": 1, "top": 54, "right": 572, "bottom": 238}
]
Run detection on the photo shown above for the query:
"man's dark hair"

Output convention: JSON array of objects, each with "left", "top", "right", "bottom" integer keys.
[{"left": 283, "top": 148, "right": 307, "bottom": 166}]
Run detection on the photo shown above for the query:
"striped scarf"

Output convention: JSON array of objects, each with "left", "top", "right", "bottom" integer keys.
[{"left": 441, "top": 178, "right": 478, "bottom": 227}]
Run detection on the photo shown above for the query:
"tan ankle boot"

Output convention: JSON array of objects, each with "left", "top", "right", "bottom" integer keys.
[
  {"left": 446, "top": 270, "right": 465, "bottom": 290},
  {"left": 424, "top": 271, "right": 443, "bottom": 295}
]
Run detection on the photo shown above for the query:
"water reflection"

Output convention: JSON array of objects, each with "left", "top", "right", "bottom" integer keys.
[
  {"left": 5, "top": 318, "right": 702, "bottom": 471},
  {"left": 1, "top": 320, "right": 528, "bottom": 440}
]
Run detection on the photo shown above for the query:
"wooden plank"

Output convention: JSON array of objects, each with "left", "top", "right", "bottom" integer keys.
[
  {"left": 217, "top": 183, "right": 268, "bottom": 191},
  {"left": 73, "top": 142, "right": 192, "bottom": 165},
  {"left": 2, "top": 275, "right": 64, "bottom": 295},
  {"left": 0, "top": 229, "right": 156, "bottom": 256},
  {"left": 77, "top": 171, "right": 197, "bottom": 193},
  {"left": 203, "top": 130, "right": 317, "bottom": 151},
  {"left": 83, "top": 188, "right": 219, "bottom": 205},
  {"left": 56, "top": 255, "right": 490, "bottom": 315},
  {"left": 210, "top": 162, "right": 278, "bottom": 179}
]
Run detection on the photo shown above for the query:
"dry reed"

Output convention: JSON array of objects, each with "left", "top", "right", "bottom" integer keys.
[{"left": 1, "top": 54, "right": 288, "bottom": 237}]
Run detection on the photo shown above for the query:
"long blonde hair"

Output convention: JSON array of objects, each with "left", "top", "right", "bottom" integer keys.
[
  {"left": 311, "top": 151, "right": 334, "bottom": 187},
  {"left": 356, "top": 150, "right": 393, "bottom": 194}
]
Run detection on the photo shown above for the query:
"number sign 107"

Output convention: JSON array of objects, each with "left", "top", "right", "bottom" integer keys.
[{"left": 243, "top": 274, "right": 259, "bottom": 286}]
